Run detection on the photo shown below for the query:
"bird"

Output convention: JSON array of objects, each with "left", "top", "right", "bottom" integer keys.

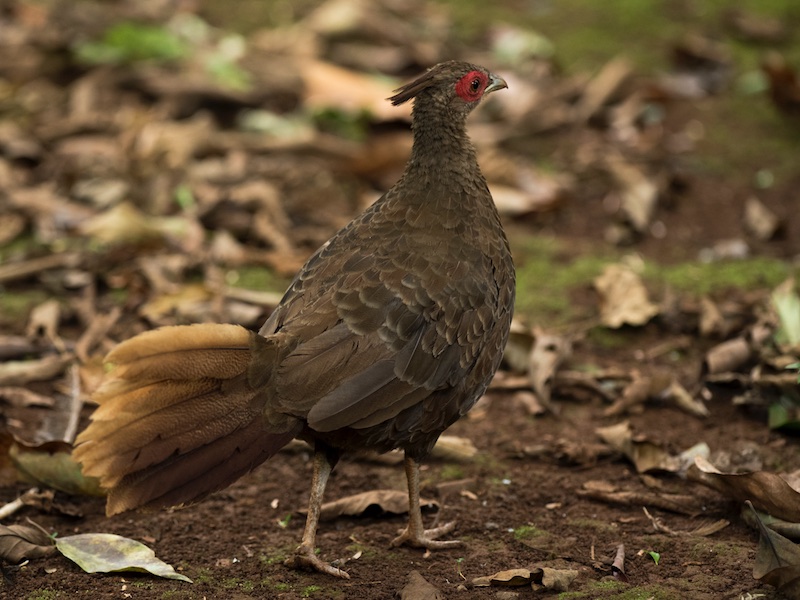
[{"left": 73, "top": 60, "right": 515, "bottom": 579}]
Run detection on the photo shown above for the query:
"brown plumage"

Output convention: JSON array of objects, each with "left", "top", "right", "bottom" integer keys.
[{"left": 74, "top": 61, "right": 515, "bottom": 578}]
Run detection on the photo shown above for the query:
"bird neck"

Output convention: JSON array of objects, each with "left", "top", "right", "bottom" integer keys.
[{"left": 404, "top": 104, "right": 479, "bottom": 180}]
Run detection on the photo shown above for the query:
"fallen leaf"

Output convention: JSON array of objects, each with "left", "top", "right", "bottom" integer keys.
[
  {"left": 744, "top": 196, "right": 781, "bottom": 241},
  {"left": 539, "top": 566, "right": 579, "bottom": 591},
  {"left": 9, "top": 441, "right": 104, "bottom": 497},
  {"left": 56, "top": 533, "right": 191, "bottom": 582},
  {"left": 314, "top": 489, "right": 437, "bottom": 522},
  {"left": 594, "top": 264, "right": 659, "bottom": 328},
  {"left": 749, "top": 502, "right": 800, "bottom": 596},
  {"left": 0, "top": 387, "right": 55, "bottom": 408},
  {"left": 528, "top": 329, "right": 571, "bottom": 410},
  {"left": 25, "top": 299, "right": 62, "bottom": 348},
  {"left": 611, "top": 543, "right": 628, "bottom": 582},
  {"left": 691, "top": 457, "right": 800, "bottom": 522},
  {"left": 0, "top": 355, "right": 72, "bottom": 386},
  {"left": 472, "top": 568, "right": 534, "bottom": 587},
  {"left": 0, "top": 522, "right": 55, "bottom": 563},
  {"left": 429, "top": 435, "right": 478, "bottom": 462},
  {"left": 397, "top": 570, "right": 444, "bottom": 600},
  {"left": 703, "top": 337, "right": 752, "bottom": 374},
  {"left": 772, "top": 279, "right": 800, "bottom": 351}
]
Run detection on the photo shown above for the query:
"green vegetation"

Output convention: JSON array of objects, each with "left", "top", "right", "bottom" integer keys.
[
  {"left": 75, "top": 22, "right": 188, "bottom": 65},
  {"left": 226, "top": 265, "right": 292, "bottom": 292},
  {"left": 512, "top": 524, "right": 544, "bottom": 540},
  {"left": 512, "top": 232, "right": 794, "bottom": 324}
]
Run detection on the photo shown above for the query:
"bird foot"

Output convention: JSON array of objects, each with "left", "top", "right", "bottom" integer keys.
[
  {"left": 284, "top": 545, "right": 350, "bottom": 579},
  {"left": 391, "top": 520, "right": 462, "bottom": 549}
]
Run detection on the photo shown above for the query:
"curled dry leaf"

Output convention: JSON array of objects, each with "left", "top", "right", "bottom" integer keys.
[
  {"left": 748, "top": 502, "right": 800, "bottom": 596},
  {"left": 0, "top": 354, "right": 72, "bottom": 386},
  {"left": 472, "top": 568, "right": 535, "bottom": 587},
  {"left": 314, "top": 489, "right": 437, "bottom": 522},
  {"left": 744, "top": 196, "right": 781, "bottom": 241},
  {"left": 611, "top": 543, "right": 628, "bottom": 582},
  {"left": 703, "top": 336, "right": 752, "bottom": 375},
  {"left": 603, "top": 369, "right": 672, "bottom": 417},
  {"left": 594, "top": 264, "right": 659, "bottom": 328},
  {"left": 0, "top": 387, "right": 54, "bottom": 408},
  {"left": 528, "top": 328, "right": 571, "bottom": 410},
  {"left": 25, "top": 299, "right": 62, "bottom": 347},
  {"left": 595, "top": 421, "right": 672, "bottom": 473},
  {"left": 578, "top": 486, "right": 704, "bottom": 516},
  {"left": 606, "top": 156, "right": 659, "bottom": 233},
  {"left": 429, "top": 435, "right": 478, "bottom": 462},
  {"left": 691, "top": 457, "right": 800, "bottom": 523},
  {"left": 0, "top": 522, "right": 55, "bottom": 563},
  {"left": 473, "top": 566, "right": 578, "bottom": 591}
]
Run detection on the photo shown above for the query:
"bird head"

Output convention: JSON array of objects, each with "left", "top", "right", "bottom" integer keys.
[{"left": 389, "top": 61, "right": 507, "bottom": 118}]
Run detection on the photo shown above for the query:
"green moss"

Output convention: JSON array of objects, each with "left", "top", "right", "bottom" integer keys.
[
  {"left": 0, "top": 288, "right": 49, "bottom": 322},
  {"left": 512, "top": 524, "right": 545, "bottom": 540},
  {"left": 439, "top": 464, "right": 465, "bottom": 480},
  {"left": 226, "top": 265, "right": 291, "bottom": 292},
  {"left": 192, "top": 567, "right": 214, "bottom": 584},
  {"left": 511, "top": 233, "right": 612, "bottom": 324},
  {"left": 222, "top": 577, "right": 255, "bottom": 591},
  {"left": 645, "top": 257, "right": 792, "bottom": 296},
  {"left": 302, "top": 584, "right": 323, "bottom": 597}
]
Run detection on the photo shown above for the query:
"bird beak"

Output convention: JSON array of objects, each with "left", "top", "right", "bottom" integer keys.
[{"left": 485, "top": 73, "right": 508, "bottom": 95}]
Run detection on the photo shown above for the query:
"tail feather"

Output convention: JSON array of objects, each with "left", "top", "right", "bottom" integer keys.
[
  {"left": 74, "top": 323, "right": 298, "bottom": 514},
  {"left": 107, "top": 418, "right": 299, "bottom": 515}
]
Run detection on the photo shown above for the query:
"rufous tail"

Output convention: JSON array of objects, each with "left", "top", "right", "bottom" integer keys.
[{"left": 73, "top": 324, "right": 298, "bottom": 515}]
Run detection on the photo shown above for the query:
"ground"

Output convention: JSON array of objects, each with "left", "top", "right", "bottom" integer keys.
[{"left": 2, "top": 1, "right": 800, "bottom": 599}]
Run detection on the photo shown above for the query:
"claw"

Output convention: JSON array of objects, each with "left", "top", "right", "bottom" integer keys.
[
  {"left": 285, "top": 545, "right": 350, "bottom": 579},
  {"left": 391, "top": 520, "right": 462, "bottom": 549}
]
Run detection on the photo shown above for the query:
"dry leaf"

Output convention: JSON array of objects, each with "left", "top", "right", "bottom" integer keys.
[
  {"left": 692, "top": 457, "right": 800, "bottom": 522},
  {"left": 0, "top": 522, "right": 55, "bottom": 563},
  {"left": 539, "top": 566, "right": 578, "bottom": 592},
  {"left": 528, "top": 329, "right": 571, "bottom": 409},
  {"left": 473, "top": 568, "right": 534, "bottom": 587},
  {"left": 744, "top": 196, "right": 781, "bottom": 241},
  {"left": 611, "top": 543, "right": 628, "bottom": 582},
  {"left": 397, "top": 570, "right": 444, "bottom": 600},
  {"left": 749, "top": 502, "right": 800, "bottom": 596},
  {"left": 298, "top": 59, "right": 406, "bottom": 121},
  {"left": 0, "top": 355, "right": 72, "bottom": 385},
  {"left": 429, "top": 435, "right": 478, "bottom": 462},
  {"left": 314, "top": 489, "right": 437, "bottom": 522},
  {"left": 25, "top": 299, "right": 62, "bottom": 346},
  {"left": 594, "top": 264, "right": 659, "bottom": 328}
]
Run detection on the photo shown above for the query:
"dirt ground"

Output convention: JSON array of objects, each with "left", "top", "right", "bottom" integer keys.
[{"left": 3, "top": 1, "right": 800, "bottom": 599}]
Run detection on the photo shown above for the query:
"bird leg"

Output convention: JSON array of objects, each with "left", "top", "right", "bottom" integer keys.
[
  {"left": 284, "top": 447, "right": 349, "bottom": 578},
  {"left": 391, "top": 454, "right": 462, "bottom": 549}
]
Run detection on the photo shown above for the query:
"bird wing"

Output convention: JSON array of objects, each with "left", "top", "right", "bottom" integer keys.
[{"left": 259, "top": 198, "right": 500, "bottom": 434}]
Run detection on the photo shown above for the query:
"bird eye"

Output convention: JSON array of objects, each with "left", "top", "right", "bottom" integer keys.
[{"left": 470, "top": 78, "right": 481, "bottom": 91}]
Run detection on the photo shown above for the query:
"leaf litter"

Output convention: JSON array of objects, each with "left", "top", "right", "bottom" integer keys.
[{"left": 1, "top": 0, "right": 800, "bottom": 597}]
